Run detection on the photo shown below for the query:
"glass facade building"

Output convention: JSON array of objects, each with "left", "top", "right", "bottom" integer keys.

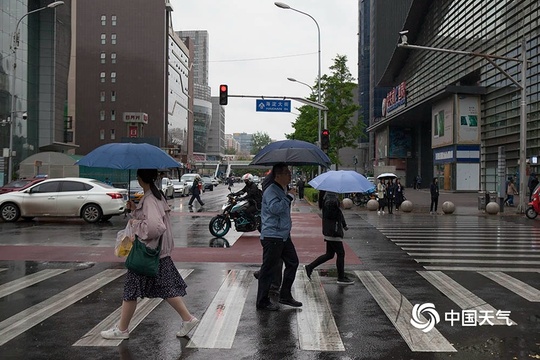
[{"left": 369, "top": 0, "right": 540, "bottom": 192}]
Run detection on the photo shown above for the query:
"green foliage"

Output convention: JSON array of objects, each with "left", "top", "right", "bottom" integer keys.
[
  {"left": 251, "top": 132, "right": 272, "bottom": 155},
  {"left": 304, "top": 187, "right": 319, "bottom": 203},
  {"left": 224, "top": 147, "right": 237, "bottom": 155}
]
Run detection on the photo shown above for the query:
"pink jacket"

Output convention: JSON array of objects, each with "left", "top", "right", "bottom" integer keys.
[{"left": 129, "top": 192, "right": 173, "bottom": 258}]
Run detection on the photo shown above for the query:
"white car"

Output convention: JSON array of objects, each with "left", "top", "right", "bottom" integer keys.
[
  {"left": 0, "top": 177, "right": 128, "bottom": 223},
  {"left": 171, "top": 179, "right": 187, "bottom": 197},
  {"left": 180, "top": 174, "right": 199, "bottom": 195},
  {"left": 161, "top": 177, "right": 175, "bottom": 199}
]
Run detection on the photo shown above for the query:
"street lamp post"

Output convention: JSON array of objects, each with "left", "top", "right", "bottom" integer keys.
[
  {"left": 7, "top": 1, "right": 64, "bottom": 183},
  {"left": 275, "top": 2, "right": 322, "bottom": 147},
  {"left": 287, "top": 77, "right": 313, "bottom": 93},
  {"left": 398, "top": 34, "right": 529, "bottom": 212}
]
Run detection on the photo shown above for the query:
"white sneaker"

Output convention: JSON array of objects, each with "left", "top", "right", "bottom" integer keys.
[
  {"left": 382, "top": 211, "right": 385, "bottom": 214},
  {"left": 377, "top": 210, "right": 380, "bottom": 214},
  {"left": 177, "top": 317, "right": 200, "bottom": 337},
  {"left": 101, "top": 325, "right": 129, "bottom": 340}
]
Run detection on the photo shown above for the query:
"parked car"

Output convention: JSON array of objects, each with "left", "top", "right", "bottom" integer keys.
[
  {"left": 0, "top": 177, "right": 128, "bottom": 223},
  {"left": 171, "top": 179, "right": 187, "bottom": 197},
  {"left": 201, "top": 176, "right": 214, "bottom": 191},
  {"left": 161, "top": 177, "right": 175, "bottom": 199},
  {"left": 128, "top": 180, "right": 144, "bottom": 203},
  {"left": 0, "top": 177, "right": 47, "bottom": 195},
  {"left": 210, "top": 177, "right": 220, "bottom": 187},
  {"left": 180, "top": 173, "right": 199, "bottom": 195}
]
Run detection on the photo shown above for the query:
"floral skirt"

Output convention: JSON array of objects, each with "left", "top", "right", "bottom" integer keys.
[{"left": 123, "top": 256, "right": 187, "bottom": 301}]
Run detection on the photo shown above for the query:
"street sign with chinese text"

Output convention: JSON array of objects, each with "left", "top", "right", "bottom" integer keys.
[{"left": 256, "top": 99, "right": 291, "bottom": 112}]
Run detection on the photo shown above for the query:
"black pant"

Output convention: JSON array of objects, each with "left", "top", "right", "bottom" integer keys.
[
  {"left": 378, "top": 198, "right": 386, "bottom": 211},
  {"left": 430, "top": 196, "right": 439, "bottom": 212},
  {"left": 387, "top": 197, "right": 394, "bottom": 213},
  {"left": 256, "top": 237, "right": 299, "bottom": 307},
  {"left": 188, "top": 192, "right": 204, "bottom": 206},
  {"left": 307, "top": 241, "right": 345, "bottom": 279}
]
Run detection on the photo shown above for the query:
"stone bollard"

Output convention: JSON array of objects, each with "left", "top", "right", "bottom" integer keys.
[
  {"left": 342, "top": 198, "right": 353, "bottom": 209},
  {"left": 401, "top": 200, "right": 413, "bottom": 212},
  {"left": 486, "top": 201, "right": 500, "bottom": 214},
  {"left": 442, "top": 201, "right": 455, "bottom": 214},
  {"left": 367, "top": 199, "right": 379, "bottom": 211}
]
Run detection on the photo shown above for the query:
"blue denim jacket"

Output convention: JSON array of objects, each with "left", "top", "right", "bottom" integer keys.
[{"left": 260, "top": 182, "right": 292, "bottom": 241}]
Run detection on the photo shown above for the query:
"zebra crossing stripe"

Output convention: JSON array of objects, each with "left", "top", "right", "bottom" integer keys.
[
  {"left": 416, "top": 259, "right": 540, "bottom": 265},
  {"left": 0, "top": 268, "right": 7, "bottom": 273},
  {"left": 0, "top": 269, "right": 125, "bottom": 346},
  {"left": 187, "top": 269, "right": 252, "bottom": 349},
  {"left": 417, "top": 271, "right": 516, "bottom": 325},
  {"left": 394, "top": 239, "right": 534, "bottom": 244},
  {"left": 479, "top": 272, "right": 540, "bottom": 302},
  {"left": 0, "top": 269, "right": 69, "bottom": 299},
  {"left": 408, "top": 252, "right": 540, "bottom": 258},
  {"left": 402, "top": 247, "right": 537, "bottom": 253},
  {"left": 293, "top": 269, "right": 344, "bottom": 351},
  {"left": 424, "top": 266, "right": 540, "bottom": 272},
  {"left": 399, "top": 243, "right": 535, "bottom": 248},
  {"left": 355, "top": 270, "right": 456, "bottom": 352},
  {"left": 73, "top": 269, "right": 193, "bottom": 347}
]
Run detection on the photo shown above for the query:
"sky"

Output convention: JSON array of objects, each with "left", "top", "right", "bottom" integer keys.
[{"left": 170, "top": 0, "right": 359, "bottom": 140}]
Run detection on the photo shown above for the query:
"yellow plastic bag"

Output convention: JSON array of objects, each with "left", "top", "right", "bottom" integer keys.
[{"left": 115, "top": 224, "right": 134, "bottom": 257}]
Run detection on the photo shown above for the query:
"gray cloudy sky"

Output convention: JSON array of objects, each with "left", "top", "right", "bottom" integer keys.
[{"left": 170, "top": 0, "right": 358, "bottom": 140}]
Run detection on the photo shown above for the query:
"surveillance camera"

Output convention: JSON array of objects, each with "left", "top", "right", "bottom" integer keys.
[
  {"left": 22, "top": 112, "right": 28, "bottom": 120},
  {"left": 398, "top": 30, "right": 409, "bottom": 46}
]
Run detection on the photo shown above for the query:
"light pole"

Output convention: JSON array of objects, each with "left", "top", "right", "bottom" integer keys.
[
  {"left": 275, "top": 2, "right": 322, "bottom": 147},
  {"left": 7, "top": 1, "right": 64, "bottom": 183},
  {"left": 398, "top": 32, "right": 529, "bottom": 212},
  {"left": 287, "top": 77, "right": 313, "bottom": 92}
]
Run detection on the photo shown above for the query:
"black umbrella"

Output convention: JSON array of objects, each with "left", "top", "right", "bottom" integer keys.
[{"left": 250, "top": 140, "right": 331, "bottom": 167}]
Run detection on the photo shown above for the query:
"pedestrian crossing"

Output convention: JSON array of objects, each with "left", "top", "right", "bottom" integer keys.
[
  {"left": 0, "top": 265, "right": 538, "bottom": 355},
  {"left": 371, "top": 217, "right": 540, "bottom": 272}
]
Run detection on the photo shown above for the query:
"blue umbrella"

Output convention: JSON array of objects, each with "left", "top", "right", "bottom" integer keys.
[
  {"left": 308, "top": 170, "right": 375, "bottom": 194},
  {"left": 250, "top": 139, "right": 331, "bottom": 167},
  {"left": 76, "top": 143, "right": 180, "bottom": 170}
]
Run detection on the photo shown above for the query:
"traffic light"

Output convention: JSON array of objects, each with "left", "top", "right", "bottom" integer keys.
[
  {"left": 219, "top": 84, "right": 228, "bottom": 105},
  {"left": 321, "top": 129, "right": 330, "bottom": 151}
]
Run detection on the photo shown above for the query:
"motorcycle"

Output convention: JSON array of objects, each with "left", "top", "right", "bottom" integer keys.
[
  {"left": 209, "top": 193, "right": 261, "bottom": 237},
  {"left": 526, "top": 185, "right": 540, "bottom": 219}
]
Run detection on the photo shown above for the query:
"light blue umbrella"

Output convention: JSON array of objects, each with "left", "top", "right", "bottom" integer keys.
[{"left": 308, "top": 170, "right": 375, "bottom": 194}]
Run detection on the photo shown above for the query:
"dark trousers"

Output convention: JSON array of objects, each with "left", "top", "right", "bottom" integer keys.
[
  {"left": 188, "top": 192, "right": 204, "bottom": 206},
  {"left": 256, "top": 237, "right": 299, "bottom": 307},
  {"left": 307, "top": 241, "right": 345, "bottom": 279},
  {"left": 430, "top": 197, "right": 439, "bottom": 212},
  {"left": 378, "top": 198, "right": 385, "bottom": 211},
  {"left": 387, "top": 197, "right": 394, "bottom": 213}
]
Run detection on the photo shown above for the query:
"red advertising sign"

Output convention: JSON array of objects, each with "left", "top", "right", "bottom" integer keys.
[{"left": 129, "top": 126, "right": 138, "bottom": 138}]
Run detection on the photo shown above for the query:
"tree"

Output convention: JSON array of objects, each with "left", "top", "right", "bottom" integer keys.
[
  {"left": 286, "top": 55, "right": 363, "bottom": 169},
  {"left": 224, "top": 147, "right": 237, "bottom": 155},
  {"left": 251, "top": 131, "right": 272, "bottom": 155}
]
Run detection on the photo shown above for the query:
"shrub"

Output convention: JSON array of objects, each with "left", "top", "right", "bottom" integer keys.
[{"left": 304, "top": 187, "right": 319, "bottom": 202}]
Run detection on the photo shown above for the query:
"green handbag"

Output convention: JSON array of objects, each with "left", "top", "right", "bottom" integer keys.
[{"left": 125, "top": 236, "right": 162, "bottom": 277}]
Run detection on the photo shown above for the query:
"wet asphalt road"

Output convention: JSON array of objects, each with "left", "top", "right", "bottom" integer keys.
[{"left": 0, "top": 185, "right": 539, "bottom": 360}]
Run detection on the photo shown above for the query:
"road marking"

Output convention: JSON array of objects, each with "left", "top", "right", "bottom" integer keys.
[
  {"left": 402, "top": 247, "right": 538, "bottom": 252},
  {"left": 294, "top": 270, "right": 344, "bottom": 351},
  {"left": 424, "top": 266, "right": 540, "bottom": 272},
  {"left": 398, "top": 243, "right": 536, "bottom": 248},
  {"left": 73, "top": 269, "right": 193, "bottom": 347},
  {"left": 479, "top": 271, "right": 540, "bottom": 302},
  {"left": 187, "top": 269, "right": 252, "bottom": 349},
  {"left": 416, "top": 259, "right": 540, "bottom": 265},
  {"left": 0, "top": 268, "right": 7, "bottom": 273},
  {"left": 0, "top": 269, "right": 125, "bottom": 346},
  {"left": 393, "top": 239, "right": 534, "bottom": 244},
  {"left": 408, "top": 252, "right": 540, "bottom": 258},
  {"left": 355, "top": 270, "right": 456, "bottom": 352},
  {"left": 0, "top": 269, "right": 70, "bottom": 299}
]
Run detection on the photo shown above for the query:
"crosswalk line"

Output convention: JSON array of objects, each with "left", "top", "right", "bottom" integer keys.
[
  {"left": 408, "top": 252, "right": 540, "bottom": 258},
  {"left": 402, "top": 247, "right": 537, "bottom": 252},
  {"left": 399, "top": 243, "right": 536, "bottom": 248},
  {"left": 424, "top": 266, "right": 540, "bottom": 272},
  {"left": 0, "top": 269, "right": 70, "bottom": 299},
  {"left": 418, "top": 271, "right": 516, "bottom": 325},
  {"left": 73, "top": 269, "right": 193, "bottom": 347},
  {"left": 416, "top": 259, "right": 540, "bottom": 265},
  {"left": 0, "top": 269, "right": 125, "bottom": 346},
  {"left": 479, "top": 271, "right": 540, "bottom": 302},
  {"left": 355, "top": 270, "right": 456, "bottom": 352},
  {"left": 0, "top": 268, "right": 7, "bottom": 273},
  {"left": 187, "top": 269, "right": 252, "bottom": 349},
  {"left": 294, "top": 269, "right": 344, "bottom": 351},
  {"left": 393, "top": 239, "right": 534, "bottom": 244}
]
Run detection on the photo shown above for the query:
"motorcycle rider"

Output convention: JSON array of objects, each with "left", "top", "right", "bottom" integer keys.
[{"left": 230, "top": 173, "right": 262, "bottom": 224}]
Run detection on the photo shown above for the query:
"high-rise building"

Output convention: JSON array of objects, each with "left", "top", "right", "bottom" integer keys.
[{"left": 207, "top": 97, "right": 225, "bottom": 161}]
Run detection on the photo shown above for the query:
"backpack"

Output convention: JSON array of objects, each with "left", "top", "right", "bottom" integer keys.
[{"left": 323, "top": 196, "right": 341, "bottom": 220}]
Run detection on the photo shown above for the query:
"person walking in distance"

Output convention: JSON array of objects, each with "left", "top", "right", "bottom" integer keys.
[
  {"left": 304, "top": 192, "right": 354, "bottom": 285},
  {"left": 386, "top": 178, "right": 395, "bottom": 214},
  {"left": 188, "top": 175, "right": 204, "bottom": 208},
  {"left": 101, "top": 169, "right": 198, "bottom": 340},
  {"left": 430, "top": 177, "right": 440, "bottom": 214},
  {"left": 256, "top": 163, "right": 302, "bottom": 311},
  {"left": 505, "top": 177, "right": 518, "bottom": 206},
  {"left": 377, "top": 178, "right": 386, "bottom": 214},
  {"left": 297, "top": 177, "right": 305, "bottom": 200},
  {"left": 394, "top": 179, "right": 405, "bottom": 210}
]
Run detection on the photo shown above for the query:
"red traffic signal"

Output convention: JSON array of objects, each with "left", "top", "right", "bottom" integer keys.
[
  {"left": 219, "top": 84, "right": 228, "bottom": 105},
  {"left": 321, "top": 129, "right": 330, "bottom": 151}
]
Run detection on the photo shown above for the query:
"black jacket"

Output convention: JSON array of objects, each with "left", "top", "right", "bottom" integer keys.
[
  {"left": 430, "top": 182, "right": 439, "bottom": 198},
  {"left": 322, "top": 196, "right": 347, "bottom": 238},
  {"left": 233, "top": 182, "right": 262, "bottom": 207}
]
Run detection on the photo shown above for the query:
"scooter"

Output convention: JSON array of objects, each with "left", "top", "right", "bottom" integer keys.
[
  {"left": 208, "top": 193, "right": 261, "bottom": 237},
  {"left": 525, "top": 185, "right": 540, "bottom": 219}
]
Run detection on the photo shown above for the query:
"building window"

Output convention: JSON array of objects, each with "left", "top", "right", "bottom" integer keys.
[
  {"left": 111, "top": 91, "right": 116, "bottom": 102},
  {"left": 110, "top": 129, "right": 116, "bottom": 140},
  {"left": 99, "top": 129, "right": 105, "bottom": 140},
  {"left": 100, "top": 52, "right": 106, "bottom": 64},
  {"left": 100, "top": 110, "right": 105, "bottom": 121},
  {"left": 111, "top": 53, "right": 117, "bottom": 64},
  {"left": 111, "top": 15, "right": 117, "bottom": 26},
  {"left": 101, "top": 33, "right": 106, "bottom": 45},
  {"left": 100, "top": 91, "right": 105, "bottom": 102},
  {"left": 100, "top": 72, "right": 106, "bottom": 83},
  {"left": 101, "top": 15, "right": 106, "bottom": 26},
  {"left": 111, "top": 109, "right": 116, "bottom": 121},
  {"left": 111, "top": 34, "right": 117, "bottom": 45},
  {"left": 111, "top": 71, "right": 116, "bottom": 83}
]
